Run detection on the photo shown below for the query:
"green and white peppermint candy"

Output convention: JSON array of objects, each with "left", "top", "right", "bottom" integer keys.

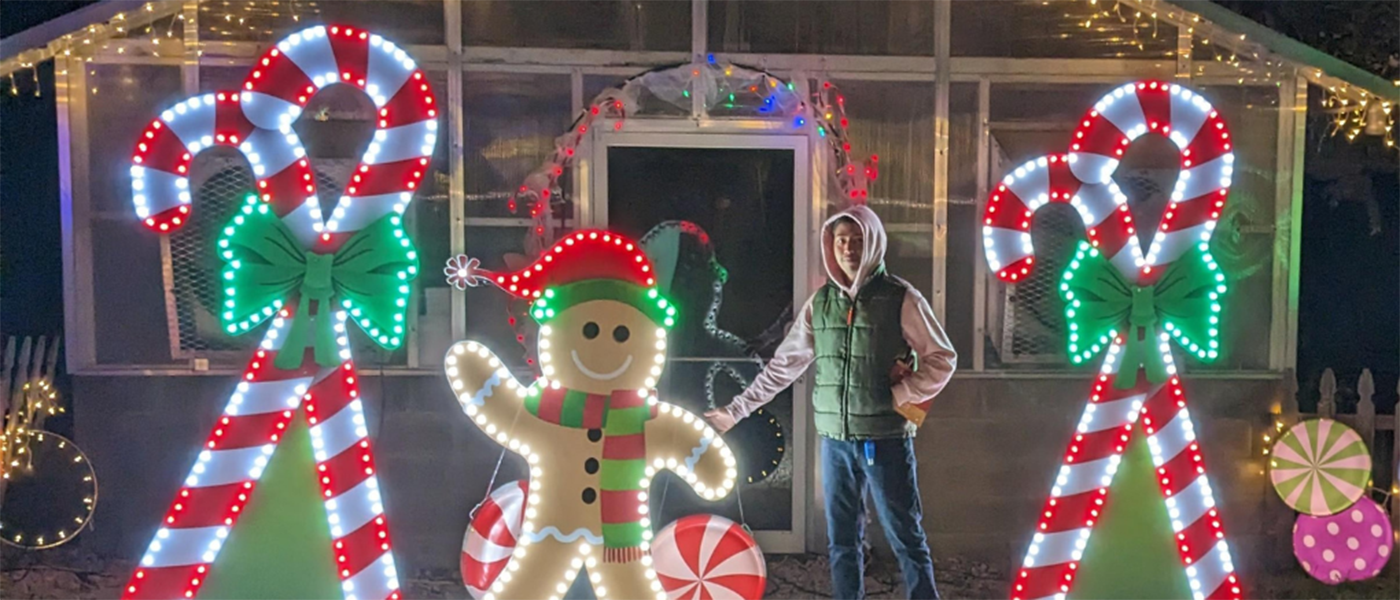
[{"left": 1270, "top": 419, "right": 1371, "bottom": 516}]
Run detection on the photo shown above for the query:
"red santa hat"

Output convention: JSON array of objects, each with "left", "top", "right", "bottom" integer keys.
[{"left": 453, "top": 230, "right": 674, "bottom": 327}]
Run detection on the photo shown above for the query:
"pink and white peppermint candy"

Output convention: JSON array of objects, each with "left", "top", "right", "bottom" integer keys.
[{"left": 1293, "top": 497, "right": 1394, "bottom": 584}]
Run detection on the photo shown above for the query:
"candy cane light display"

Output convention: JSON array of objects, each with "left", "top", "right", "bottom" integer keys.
[
  {"left": 986, "top": 81, "right": 1243, "bottom": 600},
  {"left": 123, "top": 25, "right": 435, "bottom": 600}
]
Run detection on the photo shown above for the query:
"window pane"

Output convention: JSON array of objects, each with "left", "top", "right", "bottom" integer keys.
[
  {"left": 408, "top": 71, "right": 453, "bottom": 366},
  {"left": 1186, "top": 84, "right": 1278, "bottom": 372},
  {"left": 87, "top": 65, "right": 184, "bottom": 364},
  {"left": 460, "top": 72, "right": 572, "bottom": 362},
  {"left": 464, "top": 72, "right": 572, "bottom": 219},
  {"left": 463, "top": 0, "right": 689, "bottom": 51},
  {"left": 89, "top": 65, "right": 184, "bottom": 214},
  {"left": 953, "top": 0, "right": 1177, "bottom": 59},
  {"left": 200, "top": 0, "right": 445, "bottom": 45},
  {"left": 92, "top": 220, "right": 169, "bottom": 364},
  {"left": 709, "top": 0, "right": 936, "bottom": 56},
  {"left": 985, "top": 83, "right": 1118, "bottom": 369},
  {"left": 463, "top": 225, "right": 534, "bottom": 368},
  {"left": 828, "top": 79, "right": 935, "bottom": 300}
]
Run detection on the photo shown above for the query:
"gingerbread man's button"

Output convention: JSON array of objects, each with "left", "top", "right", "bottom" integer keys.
[
  {"left": 587, "top": 428, "right": 602, "bottom": 442},
  {"left": 584, "top": 458, "right": 599, "bottom": 474},
  {"left": 581, "top": 488, "right": 597, "bottom": 504}
]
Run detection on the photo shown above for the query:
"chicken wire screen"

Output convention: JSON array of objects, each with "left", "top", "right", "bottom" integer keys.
[
  {"left": 989, "top": 167, "right": 1181, "bottom": 365},
  {"left": 168, "top": 157, "right": 355, "bottom": 359},
  {"left": 992, "top": 203, "right": 1081, "bottom": 364}
]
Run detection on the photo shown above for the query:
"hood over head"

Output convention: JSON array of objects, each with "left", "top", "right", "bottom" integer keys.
[{"left": 822, "top": 204, "right": 887, "bottom": 298}]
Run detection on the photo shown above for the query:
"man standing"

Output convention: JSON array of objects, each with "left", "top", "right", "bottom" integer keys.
[{"left": 705, "top": 205, "right": 956, "bottom": 600}]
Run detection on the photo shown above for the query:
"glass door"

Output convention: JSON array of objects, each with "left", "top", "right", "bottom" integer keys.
[{"left": 588, "top": 132, "right": 812, "bottom": 552}]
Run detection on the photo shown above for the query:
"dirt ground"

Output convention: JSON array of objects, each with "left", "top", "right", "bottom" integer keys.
[{"left": 2, "top": 546, "right": 1396, "bottom": 599}]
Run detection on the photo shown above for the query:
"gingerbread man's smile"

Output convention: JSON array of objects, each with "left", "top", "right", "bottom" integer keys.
[{"left": 570, "top": 350, "right": 633, "bottom": 381}]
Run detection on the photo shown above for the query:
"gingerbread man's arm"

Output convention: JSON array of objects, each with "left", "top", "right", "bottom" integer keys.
[
  {"left": 645, "top": 398, "right": 738, "bottom": 501},
  {"left": 444, "top": 340, "right": 551, "bottom": 444}
]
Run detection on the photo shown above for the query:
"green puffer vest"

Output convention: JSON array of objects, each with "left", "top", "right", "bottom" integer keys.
[{"left": 811, "top": 271, "right": 915, "bottom": 440}]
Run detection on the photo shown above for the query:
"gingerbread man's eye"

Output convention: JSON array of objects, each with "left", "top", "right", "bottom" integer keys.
[
  {"left": 583, "top": 322, "right": 600, "bottom": 339},
  {"left": 612, "top": 325, "right": 630, "bottom": 343}
]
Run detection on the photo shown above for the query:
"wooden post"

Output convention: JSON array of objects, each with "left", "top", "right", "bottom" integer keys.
[
  {"left": 1357, "top": 369, "right": 1375, "bottom": 451},
  {"left": 37, "top": 336, "right": 60, "bottom": 433},
  {"left": 1281, "top": 368, "right": 1300, "bottom": 425},
  {"left": 25, "top": 336, "right": 45, "bottom": 385},
  {"left": 25, "top": 337, "right": 46, "bottom": 428},
  {"left": 1393, "top": 379, "right": 1399, "bottom": 533},
  {"left": 8, "top": 338, "right": 32, "bottom": 426},
  {"left": 43, "top": 336, "right": 59, "bottom": 379},
  {"left": 0, "top": 337, "right": 13, "bottom": 425},
  {"left": 1318, "top": 368, "right": 1336, "bottom": 418}
]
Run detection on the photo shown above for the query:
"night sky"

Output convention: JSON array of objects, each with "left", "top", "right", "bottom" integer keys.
[{"left": 1, "top": 2, "right": 96, "bottom": 339}]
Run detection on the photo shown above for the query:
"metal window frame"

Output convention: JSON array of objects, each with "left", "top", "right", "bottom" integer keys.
[
  {"left": 1275, "top": 75, "right": 1307, "bottom": 372},
  {"left": 58, "top": 0, "right": 1304, "bottom": 381},
  {"left": 58, "top": 57, "right": 96, "bottom": 372}
]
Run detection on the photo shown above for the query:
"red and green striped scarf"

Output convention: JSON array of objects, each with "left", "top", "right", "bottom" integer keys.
[{"left": 525, "top": 386, "right": 657, "bottom": 563}]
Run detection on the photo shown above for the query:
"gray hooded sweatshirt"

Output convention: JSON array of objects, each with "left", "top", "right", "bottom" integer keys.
[{"left": 724, "top": 205, "right": 957, "bottom": 423}]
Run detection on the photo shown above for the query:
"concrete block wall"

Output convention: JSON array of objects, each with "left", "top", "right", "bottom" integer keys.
[
  {"left": 73, "top": 372, "right": 1287, "bottom": 580},
  {"left": 916, "top": 376, "right": 1288, "bottom": 578}
]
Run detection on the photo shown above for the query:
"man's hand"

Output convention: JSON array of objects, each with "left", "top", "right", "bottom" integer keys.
[
  {"left": 704, "top": 408, "right": 738, "bottom": 434},
  {"left": 890, "top": 357, "right": 914, "bottom": 385}
]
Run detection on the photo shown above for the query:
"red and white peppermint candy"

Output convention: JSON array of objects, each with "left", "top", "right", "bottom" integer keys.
[
  {"left": 131, "top": 23, "right": 437, "bottom": 241},
  {"left": 653, "top": 515, "right": 766, "bottom": 600},
  {"left": 983, "top": 79, "right": 1234, "bottom": 284},
  {"left": 460, "top": 480, "right": 528, "bottom": 599}
]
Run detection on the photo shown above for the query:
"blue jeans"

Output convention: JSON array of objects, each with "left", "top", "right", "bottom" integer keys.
[{"left": 822, "top": 436, "right": 939, "bottom": 600}]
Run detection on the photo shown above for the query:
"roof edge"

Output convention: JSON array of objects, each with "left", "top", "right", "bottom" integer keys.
[
  {"left": 0, "top": 1, "right": 150, "bottom": 62},
  {"left": 1166, "top": 0, "right": 1398, "bottom": 101}
]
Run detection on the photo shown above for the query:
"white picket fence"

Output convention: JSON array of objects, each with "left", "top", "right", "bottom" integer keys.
[{"left": 1280, "top": 368, "right": 1399, "bottom": 531}]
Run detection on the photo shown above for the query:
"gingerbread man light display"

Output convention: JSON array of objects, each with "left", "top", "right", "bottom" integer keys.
[{"left": 444, "top": 230, "right": 753, "bottom": 600}]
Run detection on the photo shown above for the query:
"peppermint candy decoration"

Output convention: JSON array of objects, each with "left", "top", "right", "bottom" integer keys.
[
  {"left": 1293, "top": 497, "right": 1393, "bottom": 584},
  {"left": 460, "top": 480, "right": 528, "bottom": 599},
  {"left": 1270, "top": 419, "right": 1372, "bottom": 516},
  {"left": 653, "top": 515, "right": 766, "bottom": 600}
]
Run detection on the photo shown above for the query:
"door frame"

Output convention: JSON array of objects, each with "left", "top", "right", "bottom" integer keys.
[{"left": 578, "top": 123, "right": 820, "bottom": 553}]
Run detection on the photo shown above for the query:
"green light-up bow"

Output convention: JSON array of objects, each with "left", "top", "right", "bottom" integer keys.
[
  {"left": 1060, "top": 241, "right": 1226, "bottom": 389},
  {"left": 217, "top": 196, "right": 418, "bottom": 370}
]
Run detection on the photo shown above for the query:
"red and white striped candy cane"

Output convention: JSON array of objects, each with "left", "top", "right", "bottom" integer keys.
[
  {"left": 986, "top": 80, "right": 1242, "bottom": 600},
  {"left": 124, "top": 24, "right": 436, "bottom": 600},
  {"left": 982, "top": 152, "right": 1141, "bottom": 283},
  {"left": 1069, "top": 80, "right": 1234, "bottom": 277}
]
